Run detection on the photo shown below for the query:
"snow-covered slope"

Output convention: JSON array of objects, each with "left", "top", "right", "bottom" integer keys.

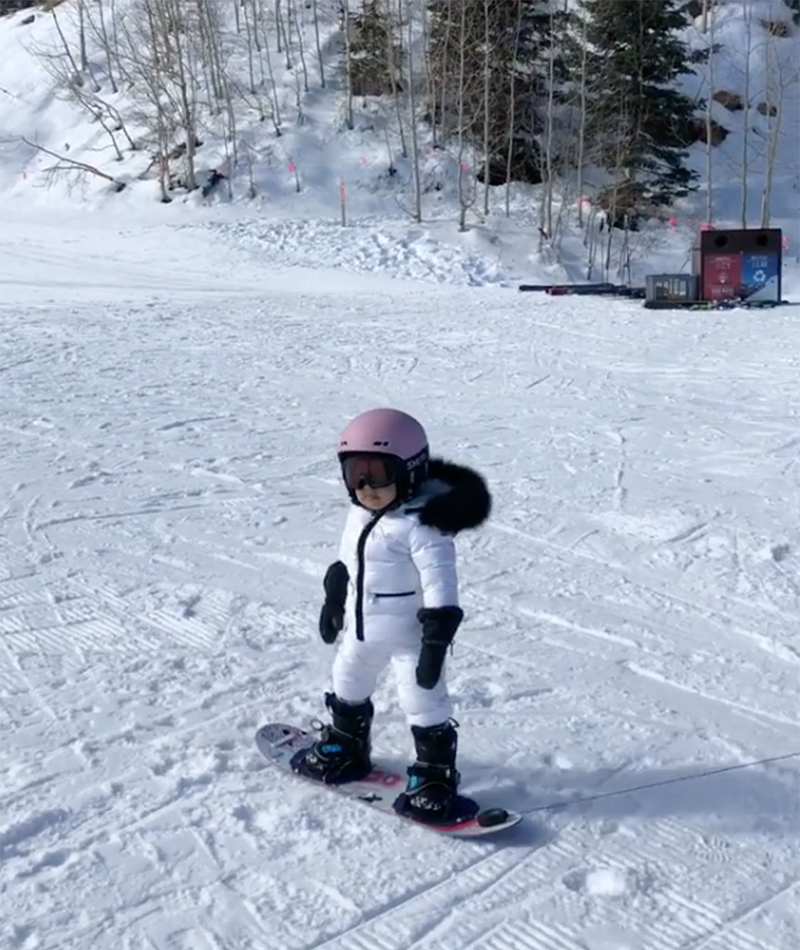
[
  {"left": 1, "top": 206, "right": 799, "bottom": 950},
  {"left": 0, "top": 0, "right": 798, "bottom": 287},
  {"left": 1, "top": 9, "right": 799, "bottom": 945},
  {"left": 680, "top": 0, "right": 800, "bottom": 243}
]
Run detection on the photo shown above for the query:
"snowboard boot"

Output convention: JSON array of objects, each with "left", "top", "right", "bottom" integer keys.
[
  {"left": 394, "top": 721, "right": 460, "bottom": 823},
  {"left": 291, "top": 692, "right": 373, "bottom": 785}
]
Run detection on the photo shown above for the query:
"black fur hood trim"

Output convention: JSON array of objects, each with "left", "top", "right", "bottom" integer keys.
[{"left": 412, "top": 458, "right": 492, "bottom": 534}]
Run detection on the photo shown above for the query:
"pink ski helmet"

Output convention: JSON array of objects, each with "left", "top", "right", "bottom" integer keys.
[{"left": 338, "top": 408, "right": 429, "bottom": 503}]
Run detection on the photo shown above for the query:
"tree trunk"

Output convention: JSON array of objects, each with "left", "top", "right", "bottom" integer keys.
[
  {"left": 541, "top": 8, "right": 557, "bottom": 241},
  {"left": 705, "top": 9, "right": 715, "bottom": 225},
  {"left": 482, "top": 0, "right": 491, "bottom": 216},
  {"left": 51, "top": 9, "right": 82, "bottom": 86},
  {"left": 505, "top": 0, "right": 522, "bottom": 218},
  {"left": 760, "top": 35, "right": 784, "bottom": 228},
  {"left": 456, "top": 0, "right": 470, "bottom": 231},
  {"left": 312, "top": 0, "right": 325, "bottom": 87},
  {"left": 385, "top": 0, "right": 407, "bottom": 158},
  {"left": 77, "top": 0, "right": 89, "bottom": 73},
  {"left": 96, "top": 0, "right": 118, "bottom": 93},
  {"left": 406, "top": 0, "right": 422, "bottom": 222},
  {"left": 289, "top": 0, "right": 309, "bottom": 93},
  {"left": 740, "top": 0, "right": 752, "bottom": 228},
  {"left": 342, "top": 0, "right": 354, "bottom": 129},
  {"left": 575, "top": 9, "right": 589, "bottom": 227},
  {"left": 421, "top": 0, "right": 435, "bottom": 149}
]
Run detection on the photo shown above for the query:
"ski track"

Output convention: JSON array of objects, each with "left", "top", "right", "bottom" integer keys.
[{"left": 1, "top": 220, "right": 798, "bottom": 950}]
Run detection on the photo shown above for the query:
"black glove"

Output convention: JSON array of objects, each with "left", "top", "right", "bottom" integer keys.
[
  {"left": 319, "top": 561, "right": 349, "bottom": 644},
  {"left": 416, "top": 606, "right": 464, "bottom": 689}
]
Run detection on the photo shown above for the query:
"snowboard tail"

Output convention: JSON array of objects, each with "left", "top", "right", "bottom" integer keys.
[{"left": 255, "top": 723, "right": 522, "bottom": 838}]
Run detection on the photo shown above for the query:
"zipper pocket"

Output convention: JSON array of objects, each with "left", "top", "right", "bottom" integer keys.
[{"left": 373, "top": 591, "right": 416, "bottom": 599}]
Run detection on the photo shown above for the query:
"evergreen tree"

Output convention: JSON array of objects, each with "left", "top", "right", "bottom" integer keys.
[
  {"left": 577, "top": 0, "right": 700, "bottom": 208},
  {"left": 345, "top": 1, "right": 402, "bottom": 98},
  {"left": 427, "top": 1, "right": 568, "bottom": 185}
]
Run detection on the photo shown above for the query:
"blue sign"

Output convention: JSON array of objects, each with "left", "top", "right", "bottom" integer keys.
[{"left": 741, "top": 252, "right": 780, "bottom": 302}]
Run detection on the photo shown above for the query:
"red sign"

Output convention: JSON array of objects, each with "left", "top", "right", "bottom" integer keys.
[{"left": 703, "top": 253, "right": 741, "bottom": 300}]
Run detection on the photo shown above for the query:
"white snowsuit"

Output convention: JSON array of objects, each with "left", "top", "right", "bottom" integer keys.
[{"left": 332, "top": 500, "right": 459, "bottom": 728}]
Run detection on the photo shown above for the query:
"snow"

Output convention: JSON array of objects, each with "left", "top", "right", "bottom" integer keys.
[
  {"left": 1, "top": 1, "right": 799, "bottom": 947},
  {"left": 2, "top": 213, "right": 799, "bottom": 950},
  {"left": 1, "top": 0, "right": 798, "bottom": 288}
]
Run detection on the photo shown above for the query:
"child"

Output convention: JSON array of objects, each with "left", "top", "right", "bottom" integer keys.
[{"left": 291, "top": 407, "right": 491, "bottom": 823}]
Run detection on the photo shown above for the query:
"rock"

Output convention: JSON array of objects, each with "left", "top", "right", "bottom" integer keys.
[
  {"left": 685, "top": 116, "right": 729, "bottom": 146},
  {"left": 713, "top": 90, "right": 744, "bottom": 111},
  {"left": 759, "top": 18, "right": 794, "bottom": 37}
]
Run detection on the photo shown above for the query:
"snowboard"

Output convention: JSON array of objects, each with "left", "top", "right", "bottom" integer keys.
[{"left": 255, "top": 722, "right": 522, "bottom": 838}]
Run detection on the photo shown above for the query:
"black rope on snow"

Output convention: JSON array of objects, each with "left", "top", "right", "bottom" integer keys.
[{"left": 522, "top": 751, "right": 800, "bottom": 816}]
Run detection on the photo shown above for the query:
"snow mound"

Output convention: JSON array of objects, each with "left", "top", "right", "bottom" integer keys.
[{"left": 210, "top": 216, "right": 509, "bottom": 286}]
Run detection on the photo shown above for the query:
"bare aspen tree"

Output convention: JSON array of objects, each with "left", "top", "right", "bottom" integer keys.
[
  {"left": 115, "top": 10, "right": 173, "bottom": 199},
  {"left": 50, "top": 7, "right": 82, "bottom": 86},
  {"left": 759, "top": 26, "right": 791, "bottom": 228},
  {"left": 455, "top": 0, "right": 475, "bottom": 230},
  {"left": 112, "top": 0, "right": 208, "bottom": 195},
  {"left": 740, "top": 0, "right": 753, "bottom": 227},
  {"left": 203, "top": 0, "right": 230, "bottom": 110},
  {"left": 342, "top": 0, "right": 354, "bottom": 128},
  {"left": 247, "top": 0, "right": 262, "bottom": 56},
  {"left": 420, "top": 0, "right": 436, "bottom": 148},
  {"left": 311, "top": 0, "right": 325, "bottom": 87},
  {"left": 575, "top": 9, "right": 589, "bottom": 227},
  {"left": 34, "top": 6, "right": 137, "bottom": 159},
  {"left": 163, "top": 0, "right": 198, "bottom": 190},
  {"left": 193, "top": 5, "right": 216, "bottom": 108},
  {"left": 482, "top": 0, "right": 491, "bottom": 215},
  {"left": 289, "top": 0, "right": 309, "bottom": 93},
  {"left": 276, "top": 0, "right": 292, "bottom": 69},
  {"left": 405, "top": 0, "right": 422, "bottom": 222},
  {"left": 431, "top": 0, "right": 455, "bottom": 143},
  {"left": 504, "top": 0, "right": 523, "bottom": 218},
  {"left": 255, "top": 0, "right": 283, "bottom": 129},
  {"left": 241, "top": 0, "right": 258, "bottom": 93},
  {"left": 235, "top": 3, "right": 267, "bottom": 112},
  {"left": 293, "top": 56, "right": 305, "bottom": 123},
  {"left": 539, "top": 5, "right": 557, "bottom": 244},
  {"left": 704, "top": 7, "right": 715, "bottom": 224},
  {"left": 92, "top": 0, "right": 118, "bottom": 93},
  {"left": 600, "top": 101, "right": 634, "bottom": 282},
  {"left": 240, "top": 134, "right": 258, "bottom": 198},
  {"left": 384, "top": 0, "right": 407, "bottom": 158},
  {"left": 110, "top": 0, "right": 122, "bottom": 71},
  {"left": 38, "top": 46, "right": 130, "bottom": 160},
  {"left": 201, "top": 0, "right": 238, "bottom": 170},
  {"left": 48, "top": 0, "right": 99, "bottom": 95},
  {"left": 76, "top": 0, "right": 89, "bottom": 73}
]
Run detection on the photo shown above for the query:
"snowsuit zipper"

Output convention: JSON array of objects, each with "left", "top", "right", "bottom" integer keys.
[{"left": 355, "top": 510, "right": 388, "bottom": 641}]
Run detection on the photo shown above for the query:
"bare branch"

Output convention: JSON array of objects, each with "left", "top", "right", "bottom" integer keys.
[{"left": 21, "top": 136, "right": 126, "bottom": 190}]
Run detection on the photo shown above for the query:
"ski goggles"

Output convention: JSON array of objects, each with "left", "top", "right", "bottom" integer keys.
[{"left": 341, "top": 454, "right": 399, "bottom": 491}]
